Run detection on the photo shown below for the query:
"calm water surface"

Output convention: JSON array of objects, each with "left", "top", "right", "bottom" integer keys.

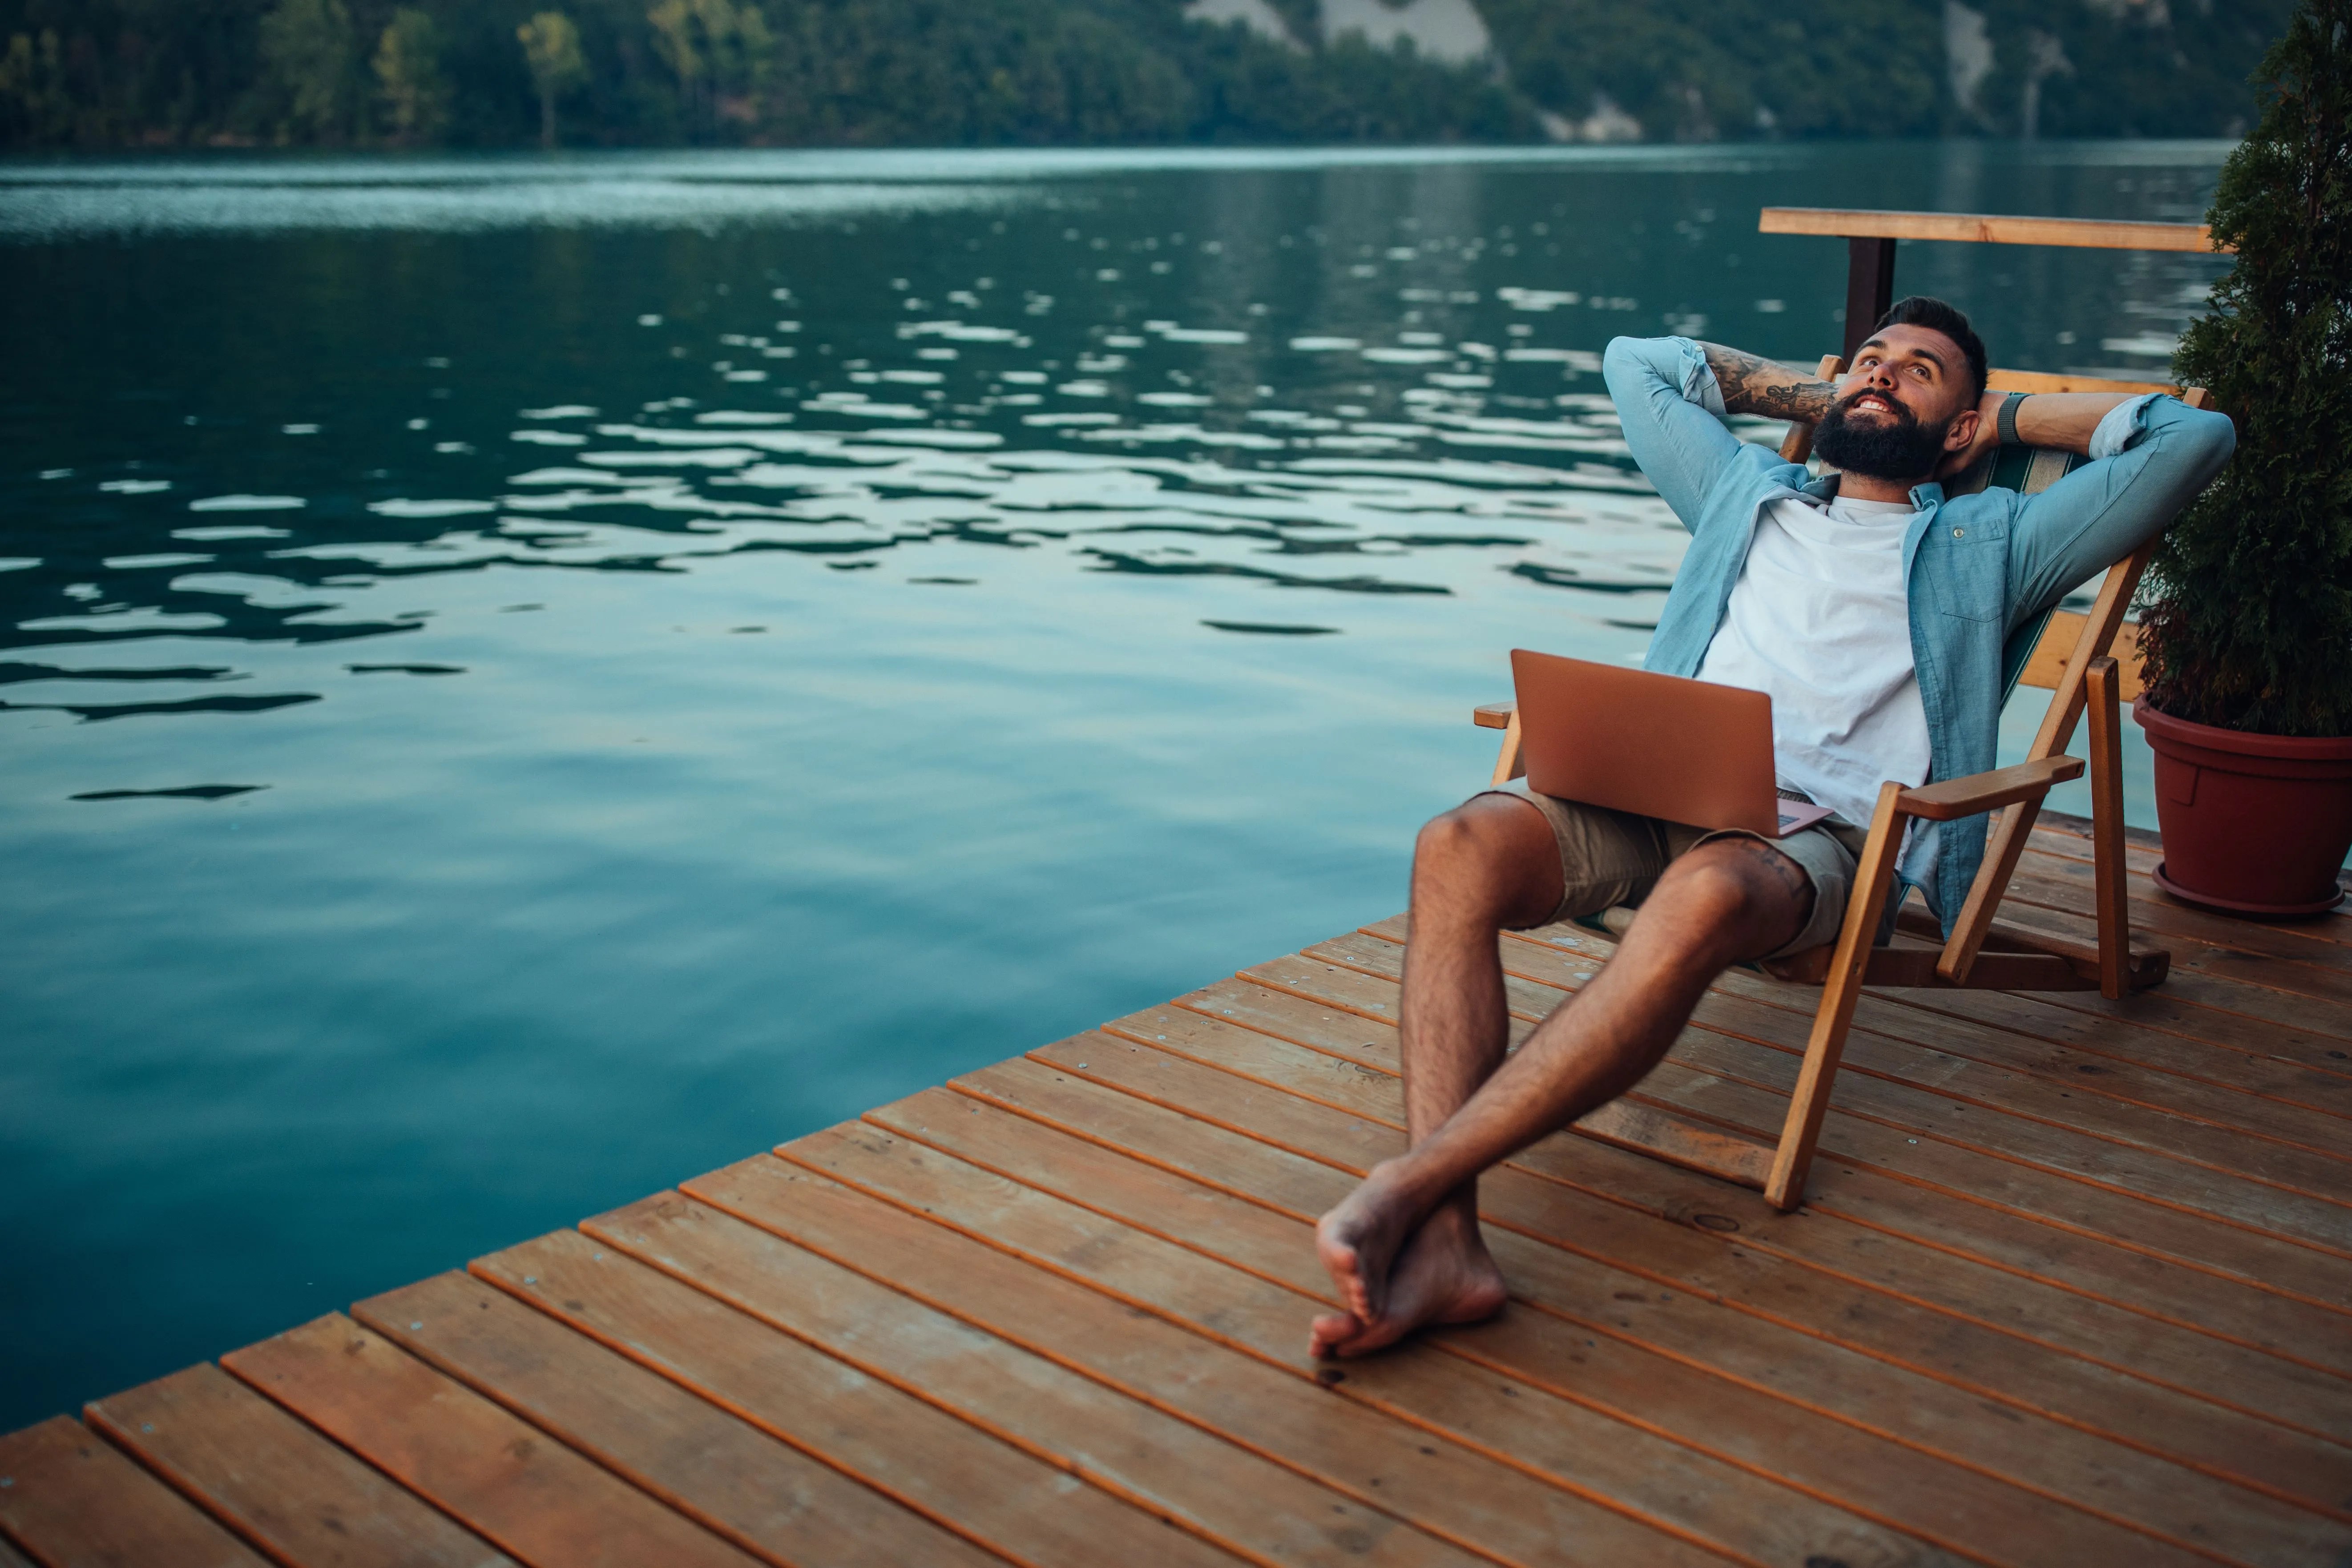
[{"left": 0, "top": 141, "right": 2231, "bottom": 1425}]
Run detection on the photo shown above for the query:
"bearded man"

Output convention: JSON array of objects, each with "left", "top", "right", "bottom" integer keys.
[{"left": 1311, "top": 296, "right": 2235, "bottom": 1358}]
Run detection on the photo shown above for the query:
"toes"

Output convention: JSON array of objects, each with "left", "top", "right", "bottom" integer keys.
[
  {"left": 1310, "top": 1309, "right": 1408, "bottom": 1361},
  {"left": 1308, "top": 1310, "right": 1363, "bottom": 1359},
  {"left": 1326, "top": 1314, "right": 1413, "bottom": 1359},
  {"left": 1315, "top": 1232, "right": 1384, "bottom": 1326}
]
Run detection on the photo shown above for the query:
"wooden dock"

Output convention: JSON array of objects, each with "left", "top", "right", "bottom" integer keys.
[{"left": 6, "top": 811, "right": 2351, "bottom": 1568}]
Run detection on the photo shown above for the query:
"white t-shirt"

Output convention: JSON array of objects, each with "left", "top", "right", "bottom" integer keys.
[{"left": 1695, "top": 491, "right": 1939, "bottom": 896}]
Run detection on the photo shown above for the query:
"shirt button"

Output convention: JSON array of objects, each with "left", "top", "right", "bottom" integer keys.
[{"left": 1952, "top": 526, "right": 1965, "bottom": 538}]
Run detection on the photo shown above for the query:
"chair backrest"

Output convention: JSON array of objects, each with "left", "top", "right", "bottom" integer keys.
[
  {"left": 1981, "top": 371, "right": 2208, "bottom": 736},
  {"left": 1774, "top": 356, "right": 2207, "bottom": 975},
  {"left": 1777, "top": 359, "right": 2204, "bottom": 731}
]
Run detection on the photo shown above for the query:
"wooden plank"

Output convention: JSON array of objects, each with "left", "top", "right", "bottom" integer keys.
[
  {"left": 1480, "top": 926, "right": 2352, "bottom": 1176},
  {"left": 2004, "top": 862, "right": 2352, "bottom": 979},
  {"left": 1992, "top": 898, "right": 2352, "bottom": 1010},
  {"left": 1245, "top": 946, "right": 2352, "bottom": 1311},
  {"left": 1315, "top": 931, "right": 2352, "bottom": 1239},
  {"left": 1898, "top": 760, "right": 2080, "bottom": 822},
  {"left": 1985, "top": 368, "right": 2186, "bottom": 395},
  {"left": 948, "top": 1058, "right": 2270, "bottom": 1568},
  {"left": 1170, "top": 974, "right": 2352, "bottom": 1390},
  {"left": 1877, "top": 982, "right": 2352, "bottom": 1125},
  {"left": 1568, "top": 1098, "right": 1773, "bottom": 1189},
  {"left": 645, "top": 1162, "right": 1714, "bottom": 1568},
  {"left": 1770, "top": 782, "right": 1909, "bottom": 1207},
  {"left": 1834, "top": 951, "right": 2352, "bottom": 1147},
  {"left": 908, "top": 1064, "right": 2352, "bottom": 1509},
  {"left": 803, "top": 1110, "right": 2016, "bottom": 1568},
  {"left": 0, "top": 1415, "right": 269, "bottom": 1568},
  {"left": 2031, "top": 820, "right": 2164, "bottom": 877},
  {"left": 2033, "top": 972, "right": 2352, "bottom": 1062},
  {"left": 1654, "top": 1011, "right": 2352, "bottom": 1260},
  {"left": 1005, "top": 1039, "right": 2352, "bottom": 1564},
  {"left": 84, "top": 1363, "right": 512, "bottom": 1568},
  {"left": 221, "top": 1314, "right": 758, "bottom": 1568},
  {"left": 2021, "top": 616, "right": 2143, "bottom": 698},
  {"left": 2026, "top": 822, "right": 2352, "bottom": 948},
  {"left": 468, "top": 1229, "right": 1197, "bottom": 1568},
  {"left": 1891, "top": 877, "right": 2352, "bottom": 1072},
  {"left": 734, "top": 1133, "right": 1947, "bottom": 1568},
  {"left": 588, "top": 1184, "right": 1490, "bottom": 1568},
  {"left": 1083, "top": 1010, "right": 2352, "bottom": 1505},
  {"left": 1639, "top": 1047, "right": 2352, "bottom": 1303},
  {"left": 1113, "top": 991, "right": 2352, "bottom": 1444},
  {"left": 1475, "top": 930, "right": 2352, "bottom": 1229},
  {"left": 1757, "top": 206, "right": 2224, "bottom": 253},
  {"left": 350, "top": 1269, "right": 1002, "bottom": 1568}
]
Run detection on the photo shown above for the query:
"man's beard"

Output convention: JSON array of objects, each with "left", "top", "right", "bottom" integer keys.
[{"left": 1814, "top": 392, "right": 1951, "bottom": 481}]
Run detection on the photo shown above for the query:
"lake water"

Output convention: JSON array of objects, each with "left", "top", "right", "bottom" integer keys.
[{"left": 0, "top": 141, "right": 2232, "bottom": 1427}]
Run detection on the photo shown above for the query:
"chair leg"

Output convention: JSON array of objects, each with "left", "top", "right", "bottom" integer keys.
[
  {"left": 1490, "top": 709, "right": 1526, "bottom": 788},
  {"left": 2086, "top": 657, "right": 2130, "bottom": 1000},
  {"left": 1765, "top": 781, "right": 1909, "bottom": 1212}
]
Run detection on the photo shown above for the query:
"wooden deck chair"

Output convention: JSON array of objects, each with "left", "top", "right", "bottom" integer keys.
[{"left": 1474, "top": 358, "right": 2213, "bottom": 1210}]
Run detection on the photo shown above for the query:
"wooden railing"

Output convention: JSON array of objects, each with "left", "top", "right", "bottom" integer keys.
[{"left": 1755, "top": 206, "right": 2228, "bottom": 362}]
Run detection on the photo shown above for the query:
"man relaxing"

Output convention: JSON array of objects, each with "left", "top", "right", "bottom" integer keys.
[{"left": 1311, "top": 297, "right": 2235, "bottom": 1359}]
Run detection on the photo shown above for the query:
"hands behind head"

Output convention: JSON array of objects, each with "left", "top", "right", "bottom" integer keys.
[{"left": 1933, "top": 390, "right": 2006, "bottom": 483}]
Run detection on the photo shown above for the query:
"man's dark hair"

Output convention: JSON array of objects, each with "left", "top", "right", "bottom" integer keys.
[{"left": 1872, "top": 296, "right": 1989, "bottom": 402}]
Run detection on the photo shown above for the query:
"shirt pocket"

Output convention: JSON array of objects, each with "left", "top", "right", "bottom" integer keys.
[{"left": 1923, "top": 521, "right": 2008, "bottom": 623}]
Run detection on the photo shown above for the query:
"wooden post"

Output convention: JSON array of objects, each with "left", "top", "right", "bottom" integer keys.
[
  {"left": 2087, "top": 657, "right": 2130, "bottom": 1000},
  {"left": 1489, "top": 708, "right": 1525, "bottom": 787},
  {"left": 1842, "top": 238, "right": 1896, "bottom": 363},
  {"left": 1764, "top": 780, "right": 1908, "bottom": 1211}
]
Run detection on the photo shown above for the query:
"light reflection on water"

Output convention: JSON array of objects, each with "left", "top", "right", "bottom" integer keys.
[{"left": 0, "top": 142, "right": 2228, "bottom": 1426}]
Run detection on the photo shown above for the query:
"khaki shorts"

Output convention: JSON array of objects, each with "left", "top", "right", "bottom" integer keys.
[{"left": 1484, "top": 784, "right": 1873, "bottom": 959}]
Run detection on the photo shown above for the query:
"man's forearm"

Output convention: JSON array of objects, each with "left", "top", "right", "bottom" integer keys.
[
  {"left": 1697, "top": 342, "right": 1835, "bottom": 423},
  {"left": 2008, "top": 392, "right": 2134, "bottom": 456}
]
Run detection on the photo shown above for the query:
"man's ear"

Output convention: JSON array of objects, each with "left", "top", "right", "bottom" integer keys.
[{"left": 1944, "top": 404, "right": 1981, "bottom": 453}]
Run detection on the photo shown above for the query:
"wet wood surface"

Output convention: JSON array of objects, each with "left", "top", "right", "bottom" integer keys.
[{"left": 7, "top": 811, "right": 2350, "bottom": 1568}]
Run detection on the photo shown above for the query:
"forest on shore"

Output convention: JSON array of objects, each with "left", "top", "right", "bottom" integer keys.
[{"left": 0, "top": 0, "right": 2293, "bottom": 153}]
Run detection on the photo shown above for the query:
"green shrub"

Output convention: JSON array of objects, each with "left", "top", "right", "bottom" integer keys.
[{"left": 2139, "top": 0, "right": 2352, "bottom": 737}]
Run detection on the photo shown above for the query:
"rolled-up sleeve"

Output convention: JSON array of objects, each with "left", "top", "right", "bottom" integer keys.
[
  {"left": 1603, "top": 335, "right": 1746, "bottom": 533},
  {"left": 2088, "top": 393, "right": 2160, "bottom": 460},
  {"left": 2009, "top": 395, "right": 2235, "bottom": 621}
]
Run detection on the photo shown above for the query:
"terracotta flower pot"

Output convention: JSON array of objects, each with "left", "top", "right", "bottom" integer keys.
[{"left": 2133, "top": 698, "right": 2352, "bottom": 916}]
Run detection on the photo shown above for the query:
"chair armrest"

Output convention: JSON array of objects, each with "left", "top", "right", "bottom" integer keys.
[
  {"left": 1474, "top": 701, "right": 1516, "bottom": 730},
  {"left": 1896, "top": 755, "right": 2083, "bottom": 821}
]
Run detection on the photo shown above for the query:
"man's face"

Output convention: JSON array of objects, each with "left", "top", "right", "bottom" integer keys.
[{"left": 1814, "top": 324, "right": 1979, "bottom": 482}]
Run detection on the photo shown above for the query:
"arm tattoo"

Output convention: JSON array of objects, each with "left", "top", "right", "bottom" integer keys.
[{"left": 1698, "top": 342, "right": 1835, "bottom": 423}]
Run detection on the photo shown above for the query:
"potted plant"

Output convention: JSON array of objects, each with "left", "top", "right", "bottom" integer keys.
[{"left": 2134, "top": 0, "right": 2352, "bottom": 916}]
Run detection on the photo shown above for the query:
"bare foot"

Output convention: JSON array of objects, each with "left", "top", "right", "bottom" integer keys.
[
  {"left": 1311, "top": 1203, "right": 1506, "bottom": 1359},
  {"left": 1314, "top": 1159, "right": 1421, "bottom": 1330}
]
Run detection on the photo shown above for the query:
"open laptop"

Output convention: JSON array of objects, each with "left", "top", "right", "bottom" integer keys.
[{"left": 1510, "top": 649, "right": 1836, "bottom": 839}]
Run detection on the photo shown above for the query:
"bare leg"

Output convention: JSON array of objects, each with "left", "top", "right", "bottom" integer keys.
[
  {"left": 1311, "top": 794, "right": 1559, "bottom": 1358},
  {"left": 1313, "top": 830, "right": 1813, "bottom": 1356}
]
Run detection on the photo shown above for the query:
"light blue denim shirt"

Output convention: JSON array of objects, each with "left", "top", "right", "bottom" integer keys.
[{"left": 1603, "top": 335, "right": 2236, "bottom": 933}]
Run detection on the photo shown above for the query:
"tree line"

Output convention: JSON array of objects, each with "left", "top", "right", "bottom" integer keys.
[{"left": 0, "top": 0, "right": 2291, "bottom": 151}]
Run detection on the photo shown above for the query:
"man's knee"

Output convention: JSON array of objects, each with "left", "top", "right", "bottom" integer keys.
[
  {"left": 1654, "top": 839, "right": 1812, "bottom": 936},
  {"left": 1412, "top": 797, "right": 1554, "bottom": 918},
  {"left": 1416, "top": 798, "right": 1528, "bottom": 874}
]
